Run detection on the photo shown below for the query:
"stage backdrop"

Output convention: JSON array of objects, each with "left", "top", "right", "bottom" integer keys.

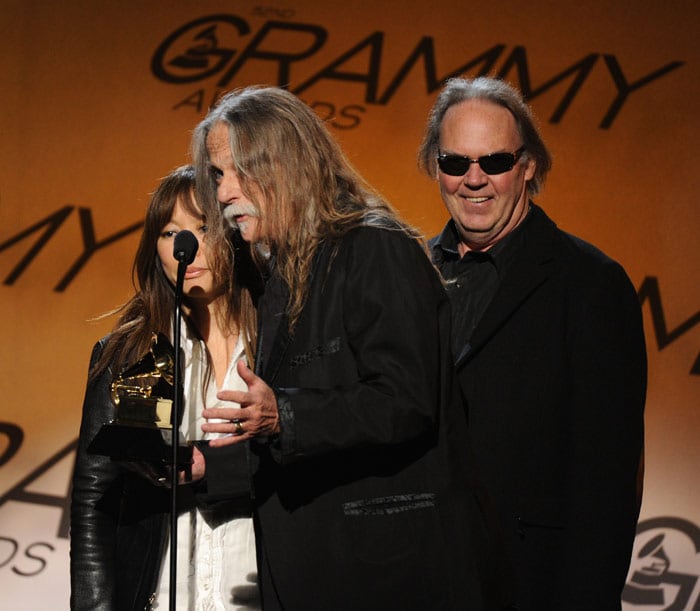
[{"left": 1, "top": 1, "right": 699, "bottom": 608}]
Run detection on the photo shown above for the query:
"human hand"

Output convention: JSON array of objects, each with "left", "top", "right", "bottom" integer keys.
[
  {"left": 189, "top": 444, "right": 206, "bottom": 482},
  {"left": 201, "top": 359, "right": 280, "bottom": 447}
]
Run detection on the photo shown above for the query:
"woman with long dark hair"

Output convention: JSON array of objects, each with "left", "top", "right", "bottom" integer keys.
[{"left": 70, "top": 165, "right": 259, "bottom": 610}]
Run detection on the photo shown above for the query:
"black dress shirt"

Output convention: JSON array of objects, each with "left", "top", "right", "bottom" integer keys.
[{"left": 430, "top": 208, "right": 531, "bottom": 359}]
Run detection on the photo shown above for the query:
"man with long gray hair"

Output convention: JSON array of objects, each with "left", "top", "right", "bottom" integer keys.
[{"left": 190, "top": 85, "right": 507, "bottom": 610}]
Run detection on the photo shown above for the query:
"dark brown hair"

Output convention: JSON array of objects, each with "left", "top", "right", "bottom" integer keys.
[{"left": 89, "top": 165, "right": 256, "bottom": 381}]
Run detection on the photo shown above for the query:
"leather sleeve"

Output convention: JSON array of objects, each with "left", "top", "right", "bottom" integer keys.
[{"left": 70, "top": 340, "right": 120, "bottom": 611}]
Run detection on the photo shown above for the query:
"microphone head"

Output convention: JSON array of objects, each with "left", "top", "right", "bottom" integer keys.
[{"left": 173, "top": 230, "right": 199, "bottom": 265}]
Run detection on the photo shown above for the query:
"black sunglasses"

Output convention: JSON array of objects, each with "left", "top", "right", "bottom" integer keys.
[{"left": 437, "top": 146, "right": 526, "bottom": 176}]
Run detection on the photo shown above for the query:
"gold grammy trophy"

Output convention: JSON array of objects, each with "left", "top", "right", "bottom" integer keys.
[{"left": 88, "top": 333, "right": 193, "bottom": 466}]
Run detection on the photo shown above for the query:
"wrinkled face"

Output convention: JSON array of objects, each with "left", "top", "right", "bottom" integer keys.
[
  {"left": 437, "top": 99, "right": 535, "bottom": 252},
  {"left": 206, "top": 121, "right": 262, "bottom": 243},
  {"left": 156, "top": 197, "right": 216, "bottom": 301}
]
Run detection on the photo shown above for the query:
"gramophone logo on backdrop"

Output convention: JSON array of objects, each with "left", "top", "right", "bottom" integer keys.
[
  {"left": 150, "top": 12, "right": 367, "bottom": 129},
  {"left": 623, "top": 517, "right": 700, "bottom": 610}
]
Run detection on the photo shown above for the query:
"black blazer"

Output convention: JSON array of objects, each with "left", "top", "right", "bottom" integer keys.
[
  {"left": 250, "top": 225, "right": 504, "bottom": 610},
  {"left": 433, "top": 205, "right": 646, "bottom": 610}
]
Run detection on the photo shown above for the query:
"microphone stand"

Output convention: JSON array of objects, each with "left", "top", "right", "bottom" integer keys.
[
  {"left": 169, "top": 229, "right": 198, "bottom": 611},
  {"left": 169, "top": 256, "right": 186, "bottom": 611}
]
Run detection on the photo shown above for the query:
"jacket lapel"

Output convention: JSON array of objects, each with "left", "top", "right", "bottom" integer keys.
[
  {"left": 256, "top": 243, "right": 331, "bottom": 384},
  {"left": 257, "top": 311, "right": 292, "bottom": 383},
  {"left": 455, "top": 206, "right": 557, "bottom": 368}
]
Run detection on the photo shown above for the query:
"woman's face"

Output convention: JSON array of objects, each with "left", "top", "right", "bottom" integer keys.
[{"left": 156, "top": 195, "right": 219, "bottom": 302}]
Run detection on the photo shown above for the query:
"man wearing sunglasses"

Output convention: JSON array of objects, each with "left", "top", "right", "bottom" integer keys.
[{"left": 418, "top": 77, "right": 647, "bottom": 611}]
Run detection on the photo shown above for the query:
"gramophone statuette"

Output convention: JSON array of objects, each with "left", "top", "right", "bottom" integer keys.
[{"left": 87, "top": 333, "right": 192, "bottom": 466}]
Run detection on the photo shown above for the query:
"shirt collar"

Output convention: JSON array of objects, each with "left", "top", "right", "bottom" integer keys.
[{"left": 432, "top": 203, "right": 533, "bottom": 271}]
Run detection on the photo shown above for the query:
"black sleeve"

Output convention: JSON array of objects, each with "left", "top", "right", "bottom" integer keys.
[
  {"left": 274, "top": 228, "right": 444, "bottom": 462},
  {"left": 195, "top": 441, "right": 251, "bottom": 510},
  {"left": 70, "top": 341, "right": 120, "bottom": 611}
]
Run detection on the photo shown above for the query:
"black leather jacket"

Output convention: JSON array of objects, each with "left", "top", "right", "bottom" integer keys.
[
  {"left": 70, "top": 340, "right": 170, "bottom": 610},
  {"left": 70, "top": 340, "right": 253, "bottom": 610}
]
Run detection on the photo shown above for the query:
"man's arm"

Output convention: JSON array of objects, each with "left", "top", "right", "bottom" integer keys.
[{"left": 565, "top": 257, "right": 647, "bottom": 605}]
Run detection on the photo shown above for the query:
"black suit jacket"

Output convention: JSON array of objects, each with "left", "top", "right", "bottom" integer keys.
[
  {"left": 250, "top": 225, "right": 503, "bottom": 610},
  {"left": 432, "top": 204, "right": 646, "bottom": 610}
]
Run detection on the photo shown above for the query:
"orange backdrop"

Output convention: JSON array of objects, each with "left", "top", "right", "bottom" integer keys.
[{"left": 1, "top": 1, "right": 699, "bottom": 608}]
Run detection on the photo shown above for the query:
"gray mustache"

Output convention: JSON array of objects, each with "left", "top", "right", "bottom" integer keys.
[{"left": 222, "top": 204, "right": 259, "bottom": 228}]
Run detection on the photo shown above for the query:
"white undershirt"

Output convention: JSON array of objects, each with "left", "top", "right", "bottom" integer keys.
[{"left": 153, "top": 325, "right": 259, "bottom": 610}]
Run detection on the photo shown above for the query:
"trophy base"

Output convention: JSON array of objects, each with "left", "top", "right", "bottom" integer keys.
[{"left": 87, "top": 421, "right": 193, "bottom": 466}]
